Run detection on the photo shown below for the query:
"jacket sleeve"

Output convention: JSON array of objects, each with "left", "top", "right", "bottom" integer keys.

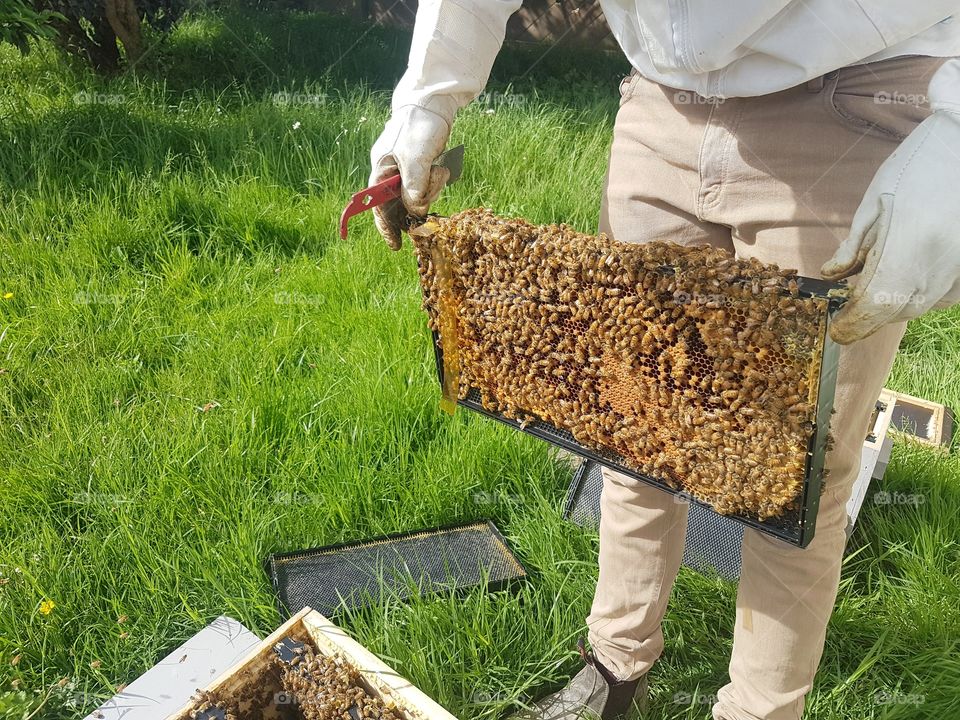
[
  {"left": 929, "top": 57, "right": 960, "bottom": 114},
  {"left": 391, "top": 0, "right": 524, "bottom": 125}
]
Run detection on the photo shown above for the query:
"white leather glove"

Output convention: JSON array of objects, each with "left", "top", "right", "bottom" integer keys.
[
  {"left": 821, "top": 59, "right": 960, "bottom": 344},
  {"left": 368, "top": 0, "right": 520, "bottom": 249},
  {"left": 369, "top": 106, "right": 452, "bottom": 250}
]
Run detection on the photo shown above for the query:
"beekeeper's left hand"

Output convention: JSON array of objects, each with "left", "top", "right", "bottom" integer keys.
[{"left": 821, "top": 59, "right": 960, "bottom": 344}]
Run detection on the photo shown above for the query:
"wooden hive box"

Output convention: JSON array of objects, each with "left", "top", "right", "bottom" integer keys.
[{"left": 165, "top": 608, "right": 457, "bottom": 720}]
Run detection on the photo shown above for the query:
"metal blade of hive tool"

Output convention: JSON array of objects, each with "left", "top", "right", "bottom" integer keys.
[
  {"left": 399, "top": 144, "right": 465, "bottom": 237},
  {"left": 436, "top": 143, "right": 465, "bottom": 185}
]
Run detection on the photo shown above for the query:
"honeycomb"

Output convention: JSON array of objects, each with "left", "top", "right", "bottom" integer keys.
[{"left": 411, "top": 209, "right": 834, "bottom": 521}]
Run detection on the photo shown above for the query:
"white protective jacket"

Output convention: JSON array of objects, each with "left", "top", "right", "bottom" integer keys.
[{"left": 393, "top": 0, "right": 960, "bottom": 122}]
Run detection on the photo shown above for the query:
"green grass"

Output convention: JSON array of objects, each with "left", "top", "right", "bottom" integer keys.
[{"left": 0, "top": 6, "right": 958, "bottom": 720}]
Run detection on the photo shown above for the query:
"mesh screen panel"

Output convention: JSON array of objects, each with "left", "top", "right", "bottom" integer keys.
[
  {"left": 269, "top": 522, "right": 526, "bottom": 617},
  {"left": 682, "top": 504, "right": 745, "bottom": 581},
  {"left": 564, "top": 459, "right": 744, "bottom": 580},
  {"left": 564, "top": 457, "right": 602, "bottom": 527}
]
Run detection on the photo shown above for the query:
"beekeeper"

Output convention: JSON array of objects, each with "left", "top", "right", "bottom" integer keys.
[{"left": 368, "top": 3, "right": 960, "bottom": 719}]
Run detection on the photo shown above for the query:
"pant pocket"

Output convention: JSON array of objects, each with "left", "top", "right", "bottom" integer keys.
[{"left": 823, "top": 55, "right": 943, "bottom": 141}]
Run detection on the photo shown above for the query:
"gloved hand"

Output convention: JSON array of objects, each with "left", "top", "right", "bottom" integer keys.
[
  {"left": 369, "top": 105, "right": 452, "bottom": 250},
  {"left": 821, "top": 59, "right": 960, "bottom": 344},
  {"left": 366, "top": 0, "right": 521, "bottom": 248}
]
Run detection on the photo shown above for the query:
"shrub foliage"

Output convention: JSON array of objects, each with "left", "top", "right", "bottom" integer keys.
[{"left": 0, "top": 0, "right": 62, "bottom": 54}]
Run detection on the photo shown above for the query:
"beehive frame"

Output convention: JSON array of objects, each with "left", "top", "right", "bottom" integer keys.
[
  {"left": 414, "top": 211, "right": 846, "bottom": 547},
  {"left": 166, "top": 608, "right": 457, "bottom": 720}
]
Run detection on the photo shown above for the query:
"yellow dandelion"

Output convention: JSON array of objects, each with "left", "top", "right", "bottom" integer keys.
[
  {"left": 39, "top": 599, "right": 56, "bottom": 616},
  {"left": 2, "top": 292, "right": 12, "bottom": 300}
]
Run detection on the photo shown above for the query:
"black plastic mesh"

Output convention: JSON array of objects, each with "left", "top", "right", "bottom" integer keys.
[
  {"left": 682, "top": 504, "right": 745, "bottom": 581},
  {"left": 269, "top": 522, "right": 526, "bottom": 617},
  {"left": 564, "top": 459, "right": 744, "bottom": 580},
  {"left": 564, "top": 458, "right": 602, "bottom": 527}
]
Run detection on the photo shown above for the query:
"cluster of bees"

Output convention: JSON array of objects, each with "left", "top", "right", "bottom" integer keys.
[
  {"left": 190, "top": 689, "right": 239, "bottom": 719},
  {"left": 187, "top": 643, "right": 402, "bottom": 720},
  {"left": 412, "top": 209, "right": 833, "bottom": 520},
  {"left": 273, "top": 644, "right": 402, "bottom": 720}
]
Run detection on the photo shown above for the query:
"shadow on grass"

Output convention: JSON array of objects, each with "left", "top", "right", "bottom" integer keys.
[
  {"left": 133, "top": 6, "right": 629, "bottom": 107},
  {"left": 0, "top": 95, "right": 362, "bottom": 264}
]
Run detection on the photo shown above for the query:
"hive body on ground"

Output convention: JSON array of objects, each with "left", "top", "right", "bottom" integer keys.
[{"left": 413, "top": 209, "right": 833, "bottom": 521}]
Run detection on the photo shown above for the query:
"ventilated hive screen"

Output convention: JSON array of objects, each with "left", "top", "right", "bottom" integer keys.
[
  {"left": 269, "top": 521, "right": 526, "bottom": 617},
  {"left": 412, "top": 209, "right": 843, "bottom": 545},
  {"left": 564, "top": 458, "right": 745, "bottom": 580}
]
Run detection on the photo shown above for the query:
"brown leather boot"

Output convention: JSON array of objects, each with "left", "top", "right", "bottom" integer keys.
[{"left": 511, "top": 639, "right": 648, "bottom": 720}]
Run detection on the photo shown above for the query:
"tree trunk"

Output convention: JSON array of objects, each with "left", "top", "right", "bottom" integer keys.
[
  {"left": 104, "top": 0, "right": 143, "bottom": 64},
  {"left": 49, "top": 9, "right": 121, "bottom": 73}
]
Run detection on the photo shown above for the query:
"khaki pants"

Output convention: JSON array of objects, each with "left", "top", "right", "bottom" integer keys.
[{"left": 585, "top": 55, "right": 945, "bottom": 720}]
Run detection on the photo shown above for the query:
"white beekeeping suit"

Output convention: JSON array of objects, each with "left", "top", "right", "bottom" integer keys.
[{"left": 394, "top": 1, "right": 958, "bottom": 105}]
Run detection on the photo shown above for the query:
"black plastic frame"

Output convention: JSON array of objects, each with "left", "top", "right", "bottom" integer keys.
[
  {"left": 431, "top": 277, "right": 845, "bottom": 548},
  {"left": 267, "top": 520, "right": 528, "bottom": 618},
  {"left": 562, "top": 459, "right": 591, "bottom": 521}
]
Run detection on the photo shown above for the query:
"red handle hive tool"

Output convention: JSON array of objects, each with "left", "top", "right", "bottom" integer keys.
[
  {"left": 339, "top": 174, "right": 401, "bottom": 240},
  {"left": 338, "top": 144, "right": 465, "bottom": 240}
]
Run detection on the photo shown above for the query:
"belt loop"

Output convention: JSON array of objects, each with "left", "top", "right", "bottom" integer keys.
[
  {"left": 618, "top": 69, "right": 639, "bottom": 101},
  {"left": 806, "top": 75, "right": 825, "bottom": 93}
]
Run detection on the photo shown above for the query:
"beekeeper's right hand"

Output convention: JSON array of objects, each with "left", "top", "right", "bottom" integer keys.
[
  {"left": 367, "top": 0, "right": 521, "bottom": 249},
  {"left": 369, "top": 106, "right": 452, "bottom": 250}
]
